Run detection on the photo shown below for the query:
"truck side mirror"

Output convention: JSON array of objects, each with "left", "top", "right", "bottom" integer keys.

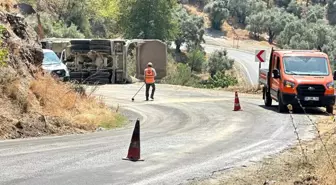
[
  {"left": 272, "top": 69, "right": 280, "bottom": 79},
  {"left": 333, "top": 70, "right": 336, "bottom": 81},
  {"left": 60, "top": 49, "right": 66, "bottom": 63}
]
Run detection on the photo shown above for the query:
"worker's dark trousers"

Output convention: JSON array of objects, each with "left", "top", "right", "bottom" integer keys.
[{"left": 145, "top": 83, "right": 155, "bottom": 100}]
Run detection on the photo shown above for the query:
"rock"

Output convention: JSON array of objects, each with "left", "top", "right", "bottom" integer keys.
[
  {"left": 15, "top": 121, "right": 23, "bottom": 129},
  {"left": 96, "top": 127, "right": 106, "bottom": 132}
]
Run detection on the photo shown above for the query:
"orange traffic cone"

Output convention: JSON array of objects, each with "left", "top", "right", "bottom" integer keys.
[
  {"left": 122, "top": 119, "right": 144, "bottom": 161},
  {"left": 233, "top": 91, "right": 241, "bottom": 111}
]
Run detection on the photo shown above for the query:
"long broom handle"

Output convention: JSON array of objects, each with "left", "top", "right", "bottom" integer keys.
[{"left": 132, "top": 83, "right": 146, "bottom": 98}]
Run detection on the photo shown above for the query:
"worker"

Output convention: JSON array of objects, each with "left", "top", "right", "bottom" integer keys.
[{"left": 144, "top": 62, "right": 156, "bottom": 101}]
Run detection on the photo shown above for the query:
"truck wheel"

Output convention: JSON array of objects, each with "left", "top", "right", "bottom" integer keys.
[
  {"left": 90, "top": 39, "right": 111, "bottom": 46},
  {"left": 326, "top": 105, "right": 334, "bottom": 114},
  {"left": 70, "top": 48, "right": 91, "bottom": 54},
  {"left": 264, "top": 88, "right": 272, "bottom": 107},
  {"left": 89, "top": 45, "right": 111, "bottom": 50},
  {"left": 71, "top": 44, "right": 90, "bottom": 50},
  {"left": 70, "top": 71, "right": 89, "bottom": 83},
  {"left": 70, "top": 39, "right": 91, "bottom": 45},
  {"left": 278, "top": 94, "right": 287, "bottom": 113}
]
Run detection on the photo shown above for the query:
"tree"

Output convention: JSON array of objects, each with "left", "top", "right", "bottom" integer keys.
[
  {"left": 207, "top": 49, "right": 234, "bottom": 77},
  {"left": 274, "top": 0, "right": 291, "bottom": 7},
  {"left": 246, "top": 12, "right": 266, "bottom": 40},
  {"left": 174, "top": 6, "right": 205, "bottom": 52},
  {"left": 88, "top": 0, "right": 120, "bottom": 38},
  {"left": 327, "top": 0, "right": 336, "bottom": 25},
  {"left": 228, "top": 0, "right": 250, "bottom": 24},
  {"left": 204, "top": 0, "right": 230, "bottom": 30},
  {"left": 250, "top": 0, "right": 268, "bottom": 14},
  {"left": 262, "top": 8, "right": 297, "bottom": 43},
  {"left": 278, "top": 19, "right": 332, "bottom": 51},
  {"left": 305, "top": 4, "right": 325, "bottom": 22},
  {"left": 311, "top": 0, "right": 327, "bottom": 5},
  {"left": 89, "top": 0, "right": 119, "bottom": 20},
  {"left": 118, "top": 0, "right": 179, "bottom": 41},
  {"left": 58, "top": 0, "right": 93, "bottom": 37},
  {"left": 277, "top": 19, "right": 306, "bottom": 47},
  {"left": 287, "top": 0, "right": 303, "bottom": 18}
]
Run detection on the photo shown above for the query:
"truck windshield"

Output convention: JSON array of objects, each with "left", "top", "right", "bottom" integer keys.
[
  {"left": 43, "top": 51, "right": 61, "bottom": 65},
  {"left": 283, "top": 56, "right": 329, "bottom": 76}
]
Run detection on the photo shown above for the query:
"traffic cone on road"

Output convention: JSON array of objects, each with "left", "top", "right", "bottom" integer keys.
[
  {"left": 122, "top": 119, "right": 144, "bottom": 162},
  {"left": 233, "top": 91, "right": 241, "bottom": 111}
]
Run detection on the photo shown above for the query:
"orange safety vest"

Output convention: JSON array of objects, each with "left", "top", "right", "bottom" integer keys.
[{"left": 145, "top": 67, "right": 155, "bottom": 84}]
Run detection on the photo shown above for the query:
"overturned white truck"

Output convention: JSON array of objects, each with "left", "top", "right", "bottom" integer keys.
[{"left": 41, "top": 38, "right": 167, "bottom": 84}]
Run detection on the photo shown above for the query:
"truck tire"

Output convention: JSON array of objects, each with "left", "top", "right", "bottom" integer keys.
[
  {"left": 90, "top": 39, "right": 111, "bottom": 46},
  {"left": 70, "top": 39, "right": 91, "bottom": 45},
  {"left": 86, "top": 70, "right": 111, "bottom": 84},
  {"left": 70, "top": 71, "right": 90, "bottom": 83},
  {"left": 278, "top": 94, "right": 287, "bottom": 113},
  {"left": 263, "top": 87, "right": 272, "bottom": 107},
  {"left": 70, "top": 49, "right": 91, "bottom": 54},
  {"left": 86, "top": 77, "right": 110, "bottom": 84},
  {"left": 326, "top": 105, "right": 334, "bottom": 114},
  {"left": 71, "top": 44, "right": 90, "bottom": 50},
  {"left": 89, "top": 45, "right": 111, "bottom": 50}
]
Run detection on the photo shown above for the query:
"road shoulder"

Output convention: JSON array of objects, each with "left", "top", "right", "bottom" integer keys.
[{"left": 189, "top": 115, "right": 336, "bottom": 185}]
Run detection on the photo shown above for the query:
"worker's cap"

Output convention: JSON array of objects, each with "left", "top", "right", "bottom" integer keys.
[{"left": 147, "top": 62, "right": 153, "bottom": 66}]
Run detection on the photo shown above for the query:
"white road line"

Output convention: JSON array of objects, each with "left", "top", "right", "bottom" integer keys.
[{"left": 232, "top": 56, "right": 254, "bottom": 85}]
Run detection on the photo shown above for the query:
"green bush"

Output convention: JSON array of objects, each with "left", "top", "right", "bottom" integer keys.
[
  {"left": 186, "top": 48, "right": 206, "bottom": 73},
  {"left": 25, "top": 13, "right": 85, "bottom": 38},
  {"left": 202, "top": 71, "right": 238, "bottom": 88},
  {"left": 162, "top": 63, "right": 200, "bottom": 86},
  {"left": 207, "top": 49, "right": 234, "bottom": 77},
  {"left": 0, "top": 25, "right": 8, "bottom": 67}
]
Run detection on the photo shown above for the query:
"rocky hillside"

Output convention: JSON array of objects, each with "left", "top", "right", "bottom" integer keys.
[{"left": 0, "top": 3, "right": 122, "bottom": 139}]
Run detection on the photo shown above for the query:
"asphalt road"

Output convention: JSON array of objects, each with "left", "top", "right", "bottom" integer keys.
[
  {"left": 171, "top": 35, "right": 269, "bottom": 85},
  {"left": 0, "top": 84, "right": 317, "bottom": 185}
]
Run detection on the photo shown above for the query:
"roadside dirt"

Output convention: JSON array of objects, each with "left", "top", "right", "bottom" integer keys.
[{"left": 189, "top": 115, "right": 336, "bottom": 185}]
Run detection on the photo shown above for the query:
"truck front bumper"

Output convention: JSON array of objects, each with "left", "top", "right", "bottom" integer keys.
[{"left": 282, "top": 93, "right": 335, "bottom": 107}]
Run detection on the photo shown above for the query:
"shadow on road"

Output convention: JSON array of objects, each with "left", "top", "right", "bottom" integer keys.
[
  {"left": 205, "top": 28, "right": 226, "bottom": 38},
  {"left": 258, "top": 105, "right": 329, "bottom": 116}
]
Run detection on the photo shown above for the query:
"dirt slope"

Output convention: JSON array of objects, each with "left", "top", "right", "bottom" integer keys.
[{"left": 0, "top": 3, "right": 121, "bottom": 140}]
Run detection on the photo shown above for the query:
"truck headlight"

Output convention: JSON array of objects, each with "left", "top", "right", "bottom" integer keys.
[
  {"left": 327, "top": 81, "right": 334, "bottom": 89},
  {"left": 284, "top": 80, "right": 295, "bottom": 88}
]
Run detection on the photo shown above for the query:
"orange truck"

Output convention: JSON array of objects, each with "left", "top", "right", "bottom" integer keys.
[{"left": 259, "top": 48, "right": 336, "bottom": 113}]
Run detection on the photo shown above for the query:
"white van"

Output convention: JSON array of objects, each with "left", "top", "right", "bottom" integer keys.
[{"left": 42, "top": 49, "right": 70, "bottom": 81}]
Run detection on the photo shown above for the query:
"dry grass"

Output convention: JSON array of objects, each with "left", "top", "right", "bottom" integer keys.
[
  {"left": 183, "top": 4, "right": 211, "bottom": 28},
  {"left": 29, "top": 72, "right": 123, "bottom": 129},
  {"left": 0, "top": 0, "right": 17, "bottom": 12},
  {"left": 222, "top": 20, "right": 250, "bottom": 40}
]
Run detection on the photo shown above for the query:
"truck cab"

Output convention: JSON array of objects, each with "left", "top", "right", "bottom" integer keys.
[
  {"left": 42, "top": 49, "right": 70, "bottom": 81},
  {"left": 259, "top": 49, "right": 335, "bottom": 114}
]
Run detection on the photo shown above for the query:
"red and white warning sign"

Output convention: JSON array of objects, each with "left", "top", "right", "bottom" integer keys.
[{"left": 255, "top": 50, "right": 266, "bottom": 63}]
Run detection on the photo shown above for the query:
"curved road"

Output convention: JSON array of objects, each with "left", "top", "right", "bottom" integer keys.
[
  {"left": 202, "top": 35, "right": 269, "bottom": 85},
  {"left": 171, "top": 35, "right": 269, "bottom": 85},
  {"left": 0, "top": 84, "right": 316, "bottom": 185}
]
